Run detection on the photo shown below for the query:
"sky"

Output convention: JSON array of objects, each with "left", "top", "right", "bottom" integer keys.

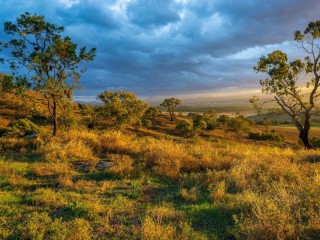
[{"left": 1, "top": 0, "right": 320, "bottom": 103}]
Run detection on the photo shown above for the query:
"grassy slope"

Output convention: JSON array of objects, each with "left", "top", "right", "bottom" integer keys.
[{"left": 0, "top": 94, "right": 319, "bottom": 239}]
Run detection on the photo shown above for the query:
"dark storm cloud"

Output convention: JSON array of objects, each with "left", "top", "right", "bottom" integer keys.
[
  {"left": 1, "top": 0, "right": 320, "bottom": 101},
  {"left": 126, "top": 0, "right": 182, "bottom": 27}
]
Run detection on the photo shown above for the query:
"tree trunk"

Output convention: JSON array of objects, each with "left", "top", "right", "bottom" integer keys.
[
  {"left": 274, "top": 97, "right": 312, "bottom": 149},
  {"left": 53, "top": 100, "right": 58, "bottom": 136},
  {"left": 300, "top": 114, "right": 312, "bottom": 149},
  {"left": 299, "top": 129, "right": 312, "bottom": 149},
  {"left": 170, "top": 111, "right": 174, "bottom": 121}
]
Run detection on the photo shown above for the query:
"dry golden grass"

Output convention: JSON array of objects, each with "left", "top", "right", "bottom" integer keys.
[
  {"left": 40, "top": 138, "right": 98, "bottom": 164},
  {"left": 32, "top": 162, "right": 73, "bottom": 177},
  {"left": 107, "top": 154, "right": 134, "bottom": 178},
  {"left": 180, "top": 187, "right": 199, "bottom": 202},
  {"left": 1, "top": 126, "right": 320, "bottom": 239}
]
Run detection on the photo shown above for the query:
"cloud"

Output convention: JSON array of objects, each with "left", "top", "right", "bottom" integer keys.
[
  {"left": 1, "top": 0, "right": 320, "bottom": 101},
  {"left": 126, "top": 0, "right": 182, "bottom": 27}
]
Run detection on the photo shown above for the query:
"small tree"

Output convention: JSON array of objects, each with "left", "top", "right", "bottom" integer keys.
[
  {"left": 97, "top": 90, "right": 148, "bottom": 128},
  {"left": 4, "top": 12, "right": 96, "bottom": 136},
  {"left": 262, "top": 118, "right": 272, "bottom": 132},
  {"left": 254, "top": 20, "right": 320, "bottom": 149},
  {"left": 226, "top": 117, "right": 250, "bottom": 138},
  {"left": 160, "top": 98, "right": 181, "bottom": 121},
  {"left": 249, "top": 96, "right": 263, "bottom": 116}
]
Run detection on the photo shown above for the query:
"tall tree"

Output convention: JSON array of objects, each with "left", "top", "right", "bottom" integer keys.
[
  {"left": 254, "top": 20, "right": 320, "bottom": 149},
  {"left": 3, "top": 12, "right": 96, "bottom": 136},
  {"left": 160, "top": 98, "right": 181, "bottom": 121}
]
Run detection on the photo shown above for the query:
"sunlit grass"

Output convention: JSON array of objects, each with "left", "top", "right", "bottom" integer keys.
[{"left": 0, "top": 128, "right": 319, "bottom": 239}]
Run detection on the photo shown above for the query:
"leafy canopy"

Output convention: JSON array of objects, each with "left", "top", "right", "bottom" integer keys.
[
  {"left": 3, "top": 12, "right": 96, "bottom": 135},
  {"left": 98, "top": 90, "right": 148, "bottom": 127}
]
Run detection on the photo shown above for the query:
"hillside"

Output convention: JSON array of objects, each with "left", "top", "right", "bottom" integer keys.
[{"left": 0, "top": 93, "right": 319, "bottom": 239}]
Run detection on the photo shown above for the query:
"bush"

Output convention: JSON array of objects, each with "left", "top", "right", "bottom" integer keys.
[
  {"left": 176, "top": 120, "right": 194, "bottom": 138},
  {"left": 6, "top": 118, "right": 40, "bottom": 137},
  {"left": 226, "top": 117, "right": 250, "bottom": 136},
  {"left": 217, "top": 114, "right": 230, "bottom": 126},
  {"left": 248, "top": 132, "right": 284, "bottom": 142}
]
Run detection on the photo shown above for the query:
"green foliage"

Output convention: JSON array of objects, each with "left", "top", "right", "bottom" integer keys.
[
  {"left": 142, "top": 119, "right": 152, "bottom": 128},
  {"left": 192, "top": 112, "right": 217, "bottom": 131},
  {"left": 0, "top": 74, "right": 15, "bottom": 93},
  {"left": 98, "top": 90, "right": 148, "bottom": 127},
  {"left": 3, "top": 12, "right": 96, "bottom": 136},
  {"left": 248, "top": 132, "right": 284, "bottom": 142},
  {"left": 226, "top": 117, "right": 250, "bottom": 135},
  {"left": 6, "top": 118, "right": 40, "bottom": 136},
  {"left": 59, "top": 100, "right": 77, "bottom": 130},
  {"left": 176, "top": 120, "right": 194, "bottom": 138},
  {"left": 254, "top": 19, "right": 320, "bottom": 149},
  {"left": 160, "top": 98, "right": 181, "bottom": 121},
  {"left": 217, "top": 114, "right": 230, "bottom": 127},
  {"left": 0, "top": 73, "right": 30, "bottom": 96},
  {"left": 144, "top": 107, "right": 160, "bottom": 118},
  {"left": 249, "top": 96, "right": 263, "bottom": 115},
  {"left": 192, "top": 114, "right": 207, "bottom": 129}
]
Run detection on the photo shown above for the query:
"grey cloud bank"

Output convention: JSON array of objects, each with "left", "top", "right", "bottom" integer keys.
[{"left": 1, "top": 0, "right": 320, "bottom": 101}]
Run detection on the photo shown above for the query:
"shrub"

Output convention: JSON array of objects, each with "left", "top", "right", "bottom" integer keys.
[
  {"left": 248, "top": 132, "right": 284, "bottom": 142},
  {"left": 176, "top": 120, "right": 194, "bottom": 138},
  {"left": 226, "top": 117, "right": 250, "bottom": 136},
  {"left": 144, "top": 107, "right": 160, "bottom": 118},
  {"left": 217, "top": 114, "right": 230, "bottom": 127},
  {"left": 6, "top": 118, "right": 40, "bottom": 137}
]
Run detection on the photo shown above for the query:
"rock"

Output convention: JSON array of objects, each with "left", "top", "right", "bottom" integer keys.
[
  {"left": 95, "top": 160, "right": 112, "bottom": 170},
  {"left": 74, "top": 162, "right": 92, "bottom": 171},
  {"left": 25, "top": 133, "right": 38, "bottom": 139}
]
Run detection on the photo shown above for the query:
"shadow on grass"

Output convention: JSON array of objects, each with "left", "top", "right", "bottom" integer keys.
[
  {"left": 11, "top": 153, "right": 43, "bottom": 163},
  {"left": 184, "top": 203, "right": 236, "bottom": 240},
  {"left": 78, "top": 171, "right": 117, "bottom": 181},
  {"left": 304, "top": 154, "right": 320, "bottom": 163}
]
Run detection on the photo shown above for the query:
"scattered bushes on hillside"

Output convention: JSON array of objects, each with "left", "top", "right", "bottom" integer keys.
[{"left": 249, "top": 132, "right": 284, "bottom": 142}]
